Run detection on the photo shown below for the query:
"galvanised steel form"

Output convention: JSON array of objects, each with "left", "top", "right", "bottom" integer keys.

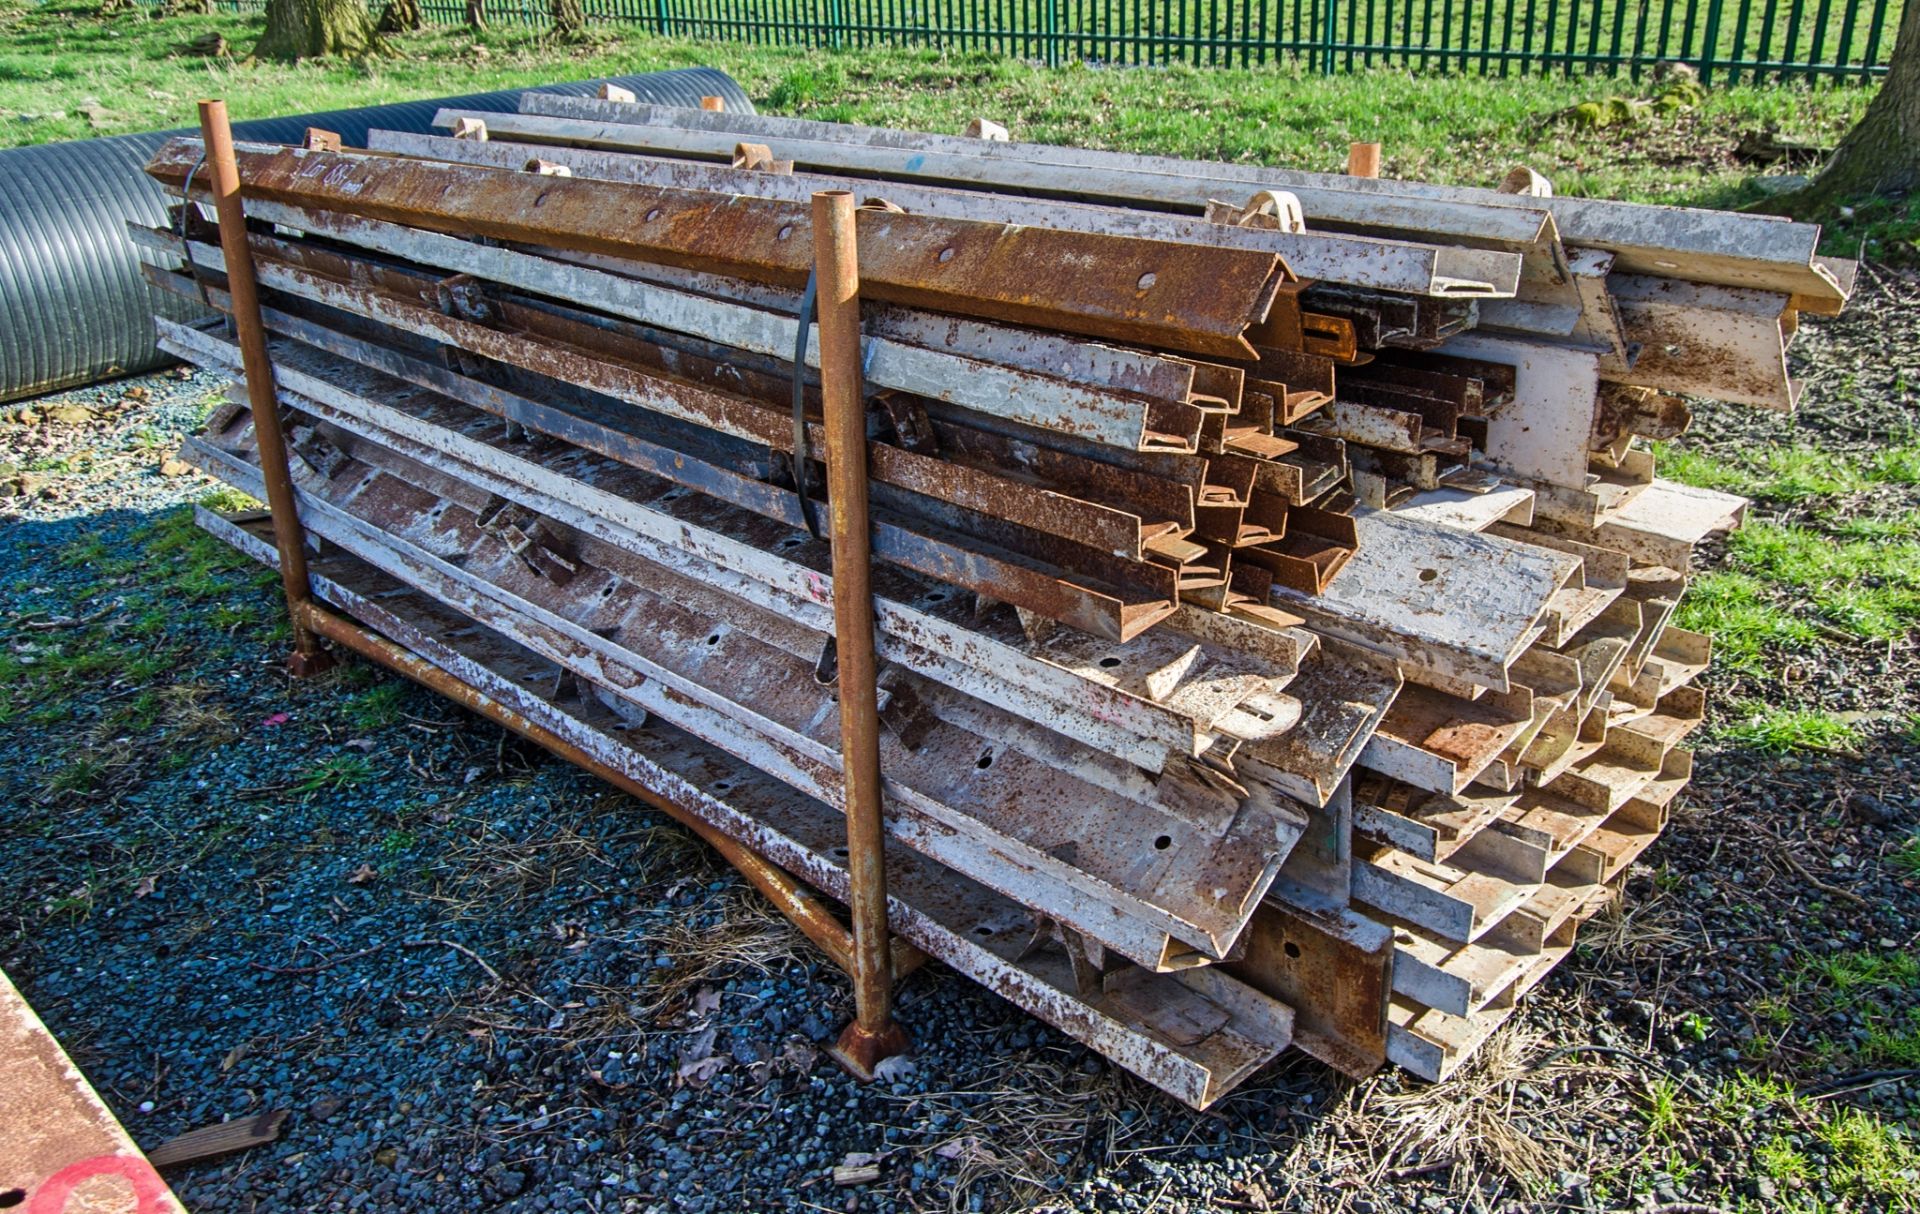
[{"left": 146, "top": 97, "right": 1849, "bottom": 1095}]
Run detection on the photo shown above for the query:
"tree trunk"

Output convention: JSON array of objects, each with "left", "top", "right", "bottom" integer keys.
[
  {"left": 549, "top": 0, "right": 585, "bottom": 39},
  {"left": 466, "top": 0, "right": 485, "bottom": 29},
  {"left": 1767, "top": 0, "right": 1920, "bottom": 216},
  {"left": 377, "top": 0, "right": 421, "bottom": 32},
  {"left": 253, "top": 0, "right": 378, "bottom": 59}
]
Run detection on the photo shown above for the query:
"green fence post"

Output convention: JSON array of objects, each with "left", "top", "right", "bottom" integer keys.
[
  {"left": 1698, "top": 0, "right": 1724, "bottom": 82},
  {"left": 1322, "top": 0, "right": 1337, "bottom": 70},
  {"left": 654, "top": 0, "right": 670, "bottom": 35},
  {"left": 1045, "top": 0, "right": 1060, "bottom": 65},
  {"left": 829, "top": 0, "right": 843, "bottom": 47}
]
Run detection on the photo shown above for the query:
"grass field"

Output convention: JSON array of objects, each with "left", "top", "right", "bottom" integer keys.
[{"left": 3, "top": 0, "right": 1904, "bottom": 251}]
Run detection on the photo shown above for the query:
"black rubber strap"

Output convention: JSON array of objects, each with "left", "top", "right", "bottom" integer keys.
[
  {"left": 179, "top": 151, "right": 214, "bottom": 310},
  {"left": 790, "top": 270, "right": 824, "bottom": 540}
]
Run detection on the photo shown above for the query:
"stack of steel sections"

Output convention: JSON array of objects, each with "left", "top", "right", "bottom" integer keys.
[{"left": 139, "top": 100, "right": 1847, "bottom": 1100}]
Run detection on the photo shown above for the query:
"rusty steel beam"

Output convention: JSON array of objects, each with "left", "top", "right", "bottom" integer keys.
[
  {"left": 813, "top": 190, "right": 911, "bottom": 1080},
  {"left": 197, "top": 101, "right": 333, "bottom": 677},
  {"left": 151, "top": 313, "right": 1279, "bottom": 777},
  {"left": 151, "top": 288, "right": 1179, "bottom": 645},
  {"left": 145, "top": 137, "right": 1284, "bottom": 359},
  {"left": 197, "top": 508, "right": 1294, "bottom": 1109},
  {"left": 149, "top": 230, "right": 1172, "bottom": 557}
]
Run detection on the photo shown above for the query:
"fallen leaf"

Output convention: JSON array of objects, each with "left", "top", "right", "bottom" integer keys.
[
  {"left": 132, "top": 874, "right": 157, "bottom": 899},
  {"left": 675, "top": 1055, "right": 727, "bottom": 1089},
  {"left": 692, "top": 986, "right": 722, "bottom": 1015},
  {"left": 679, "top": 1025, "right": 717, "bottom": 1065},
  {"left": 219, "top": 1041, "right": 248, "bottom": 1072},
  {"left": 258, "top": 712, "right": 289, "bottom": 728},
  {"left": 343, "top": 738, "right": 375, "bottom": 752},
  {"left": 871, "top": 1054, "right": 917, "bottom": 1082},
  {"left": 346, "top": 864, "right": 379, "bottom": 885}
]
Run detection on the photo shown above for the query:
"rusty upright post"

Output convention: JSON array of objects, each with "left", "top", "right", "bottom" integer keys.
[
  {"left": 813, "top": 190, "right": 909, "bottom": 1079},
  {"left": 197, "top": 99, "right": 334, "bottom": 678},
  {"left": 1348, "top": 141, "right": 1382, "bottom": 178}
]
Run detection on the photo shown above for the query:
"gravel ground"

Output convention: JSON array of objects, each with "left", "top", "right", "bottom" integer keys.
[{"left": 3, "top": 278, "right": 1917, "bottom": 1214}]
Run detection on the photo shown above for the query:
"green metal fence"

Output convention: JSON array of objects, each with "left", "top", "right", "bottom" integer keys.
[{"left": 221, "top": 0, "right": 1902, "bottom": 81}]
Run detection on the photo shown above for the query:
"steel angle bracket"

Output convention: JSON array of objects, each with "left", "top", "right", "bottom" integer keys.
[
  {"left": 1226, "top": 883, "right": 1393, "bottom": 1079},
  {"left": 1271, "top": 508, "right": 1582, "bottom": 692},
  {"left": 1235, "top": 639, "right": 1402, "bottom": 808},
  {"left": 194, "top": 509, "right": 1296, "bottom": 1110}
]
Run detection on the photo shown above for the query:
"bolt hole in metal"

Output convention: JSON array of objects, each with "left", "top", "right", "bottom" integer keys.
[
  {"left": 645, "top": 208, "right": 662, "bottom": 222},
  {"left": 937, "top": 247, "right": 955, "bottom": 263},
  {"left": 712, "top": 779, "right": 734, "bottom": 794},
  {"left": 1098, "top": 656, "right": 1123, "bottom": 668},
  {"left": 975, "top": 749, "right": 994, "bottom": 770},
  {"left": 1284, "top": 941, "right": 1302, "bottom": 959},
  {"left": 832, "top": 845, "right": 850, "bottom": 858},
  {"left": 777, "top": 224, "right": 793, "bottom": 241},
  {"left": 1137, "top": 272, "right": 1157, "bottom": 290},
  {"left": 704, "top": 632, "right": 722, "bottom": 647},
  {"left": 777, "top": 536, "right": 804, "bottom": 550},
  {"left": 1418, "top": 568, "right": 1439, "bottom": 583},
  {"left": 1153, "top": 834, "right": 1172, "bottom": 851},
  {"left": 972, "top": 925, "right": 994, "bottom": 937},
  {"left": 924, "top": 590, "right": 948, "bottom": 604}
]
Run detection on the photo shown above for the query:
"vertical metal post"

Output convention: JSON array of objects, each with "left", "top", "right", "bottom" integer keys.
[
  {"left": 197, "top": 100, "right": 334, "bottom": 679},
  {"left": 813, "top": 191, "right": 909, "bottom": 1080},
  {"left": 1322, "top": 0, "right": 1338, "bottom": 71},
  {"left": 1698, "top": 0, "right": 1724, "bottom": 81},
  {"left": 1348, "top": 140, "right": 1382, "bottom": 177}
]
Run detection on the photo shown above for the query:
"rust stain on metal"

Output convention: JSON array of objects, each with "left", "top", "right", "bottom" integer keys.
[
  {"left": 146, "top": 138, "right": 1279, "bottom": 359},
  {"left": 1, "top": 971, "right": 185, "bottom": 1214}
]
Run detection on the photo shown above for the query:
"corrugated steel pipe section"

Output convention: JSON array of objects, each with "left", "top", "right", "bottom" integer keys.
[{"left": 0, "top": 67, "right": 752, "bottom": 404}]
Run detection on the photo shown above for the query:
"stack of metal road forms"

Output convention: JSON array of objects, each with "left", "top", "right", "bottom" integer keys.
[{"left": 137, "top": 96, "right": 1851, "bottom": 1107}]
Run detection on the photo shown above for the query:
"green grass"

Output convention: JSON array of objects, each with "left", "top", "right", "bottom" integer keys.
[
  {"left": 1729, "top": 523, "right": 1920, "bottom": 642},
  {"left": 1652, "top": 442, "right": 1904, "bottom": 504},
  {"left": 1675, "top": 571, "right": 1820, "bottom": 674},
  {"left": 342, "top": 681, "right": 407, "bottom": 730},
  {"left": 1717, "top": 704, "right": 1861, "bottom": 754},
  {"left": 1816, "top": 1107, "right": 1920, "bottom": 1204},
  {"left": 288, "top": 753, "right": 377, "bottom": 794},
  {"left": 1643, "top": 1075, "right": 1685, "bottom": 1142},
  {"left": 1800, "top": 948, "right": 1920, "bottom": 995},
  {"left": 1894, "top": 833, "right": 1920, "bottom": 877},
  {"left": 1755, "top": 1134, "right": 1812, "bottom": 1184},
  {"left": 0, "top": 1, "right": 1881, "bottom": 244}
]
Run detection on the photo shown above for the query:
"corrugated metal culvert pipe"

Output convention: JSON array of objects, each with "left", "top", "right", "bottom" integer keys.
[{"left": 0, "top": 67, "right": 752, "bottom": 403}]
